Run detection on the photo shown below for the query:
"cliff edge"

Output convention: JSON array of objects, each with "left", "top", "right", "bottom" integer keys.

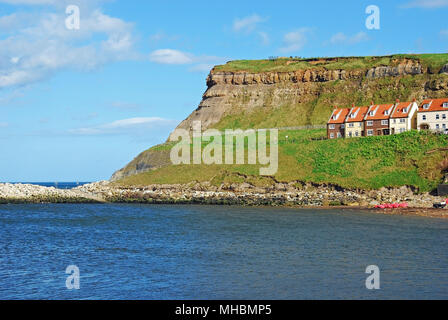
[{"left": 112, "top": 54, "right": 448, "bottom": 187}]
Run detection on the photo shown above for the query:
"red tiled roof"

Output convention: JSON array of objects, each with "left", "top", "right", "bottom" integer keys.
[
  {"left": 391, "top": 102, "right": 413, "bottom": 118},
  {"left": 419, "top": 98, "right": 448, "bottom": 112},
  {"left": 364, "top": 104, "right": 394, "bottom": 120},
  {"left": 328, "top": 108, "right": 350, "bottom": 124},
  {"left": 346, "top": 106, "right": 369, "bottom": 123}
]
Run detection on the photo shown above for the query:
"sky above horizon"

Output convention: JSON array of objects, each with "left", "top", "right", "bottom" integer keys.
[{"left": 1, "top": 0, "right": 448, "bottom": 182}]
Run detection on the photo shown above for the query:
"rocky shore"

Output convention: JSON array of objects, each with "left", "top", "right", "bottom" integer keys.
[
  {"left": 1, "top": 181, "right": 448, "bottom": 218},
  {"left": 0, "top": 183, "right": 104, "bottom": 204}
]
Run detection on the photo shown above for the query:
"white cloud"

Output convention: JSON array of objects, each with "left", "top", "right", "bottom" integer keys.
[
  {"left": 233, "top": 14, "right": 266, "bottom": 33},
  {"left": 258, "top": 31, "right": 270, "bottom": 46},
  {"left": 279, "top": 28, "right": 309, "bottom": 53},
  {"left": 0, "top": 122, "right": 8, "bottom": 128},
  {"left": 329, "top": 31, "right": 369, "bottom": 45},
  {"left": 0, "top": 0, "right": 57, "bottom": 4},
  {"left": 109, "top": 101, "right": 141, "bottom": 110},
  {"left": 149, "top": 49, "right": 227, "bottom": 72},
  {"left": 0, "top": 2, "right": 137, "bottom": 89},
  {"left": 188, "top": 63, "right": 216, "bottom": 73},
  {"left": 69, "top": 117, "right": 178, "bottom": 136},
  {"left": 149, "top": 32, "right": 180, "bottom": 42},
  {"left": 0, "top": 0, "right": 103, "bottom": 7},
  {"left": 401, "top": 0, "right": 448, "bottom": 7},
  {"left": 149, "top": 49, "right": 193, "bottom": 65},
  {"left": 441, "top": 30, "right": 448, "bottom": 37},
  {"left": 0, "top": 87, "right": 25, "bottom": 106}
]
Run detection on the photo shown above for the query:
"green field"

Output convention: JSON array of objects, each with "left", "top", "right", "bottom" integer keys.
[
  {"left": 117, "top": 130, "right": 448, "bottom": 192},
  {"left": 213, "top": 53, "right": 448, "bottom": 73}
]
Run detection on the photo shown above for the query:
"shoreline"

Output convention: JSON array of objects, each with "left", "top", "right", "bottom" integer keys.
[{"left": 2, "top": 181, "right": 448, "bottom": 218}]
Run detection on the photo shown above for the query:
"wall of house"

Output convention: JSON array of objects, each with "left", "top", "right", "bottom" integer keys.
[
  {"left": 345, "top": 122, "right": 363, "bottom": 138},
  {"left": 365, "top": 119, "right": 389, "bottom": 136},
  {"left": 327, "top": 124, "right": 344, "bottom": 139},
  {"left": 389, "top": 103, "right": 419, "bottom": 133},
  {"left": 417, "top": 111, "right": 448, "bottom": 131},
  {"left": 389, "top": 118, "right": 408, "bottom": 134}
]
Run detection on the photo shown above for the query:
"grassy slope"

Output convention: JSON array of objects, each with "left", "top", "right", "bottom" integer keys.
[
  {"left": 214, "top": 54, "right": 448, "bottom": 73},
  {"left": 210, "top": 54, "right": 448, "bottom": 130},
  {"left": 118, "top": 130, "right": 448, "bottom": 192},
  {"left": 213, "top": 73, "right": 448, "bottom": 130},
  {"left": 116, "top": 54, "right": 448, "bottom": 191}
]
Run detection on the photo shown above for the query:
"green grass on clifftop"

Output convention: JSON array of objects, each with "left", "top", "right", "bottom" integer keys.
[
  {"left": 117, "top": 130, "right": 448, "bottom": 192},
  {"left": 214, "top": 53, "right": 448, "bottom": 73}
]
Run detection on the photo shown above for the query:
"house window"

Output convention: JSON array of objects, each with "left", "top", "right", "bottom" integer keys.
[
  {"left": 367, "top": 121, "right": 373, "bottom": 126},
  {"left": 403, "top": 108, "right": 408, "bottom": 113},
  {"left": 329, "top": 124, "right": 335, "bottom": 129},
  {"left": 436, "top": 124, "right": 440, "bottom": 129},
  {"left": 443, "top": 102, "right": 448, "bottom": 108},
  {"left": 400, "top": 128, "right": 406, "bottom": 133},
  {"left": 341, "top": 124, "right": 345, "bottom": 129},
  {"left": 436, "top": 114, "right": 440, "bottom": 120},
  {"left": 443, "top": 114, "right": 447, "bottom": 120},
  {"left": 337, "top": 132, "right": 342, "bottom": 138},
  {"left": 381, "top": 120, "right": 388, "bottom": 126},
  {"left": 330, "top": 133, "right": 335, "bottom": 139},
  {"left": 393, "top": 119, "right": 396, "bottom": 124},
  {"left": 369, "top": 111, "right": 374, "bottom": 116},
  {"left": 443, "top": 124, "right": 447, "bottom": 129},
  {"left": 422, "top": 115, "right": 427, "bottom": 121},
  {"left": 349, "top": 123, "right": 354, "bottom": 128},
  {"left": 355, "top": 131, "right": 359, "bottom": 137},
  {"left": 400, "top": 119, "right": 406, "bottom": 123},
  {"left": 423, "top": 104, "right": 430, "bottom": 110},
  {"left": 367, "top": 130, "right": 373, "bottom": 136}
]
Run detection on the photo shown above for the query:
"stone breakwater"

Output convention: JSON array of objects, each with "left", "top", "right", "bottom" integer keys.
[
  {"left": 0, "top": 183, "right": 104, "bottom": 203},
  {"left": 1, "top": 181, "right": 446, "bottom": 213}
]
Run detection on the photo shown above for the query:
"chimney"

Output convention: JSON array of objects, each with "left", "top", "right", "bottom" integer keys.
[
  {"left": 370, "top": 101, "right": 374, "bottom": 107},
  {"left": 396, "top": 98, "right": 400, "bottom": 103}
]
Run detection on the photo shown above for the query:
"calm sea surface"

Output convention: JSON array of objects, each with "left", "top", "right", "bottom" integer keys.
[
  {"left": 0, "top": 204, "right": 447, "bottom": 300},
  {"left": 11, "top": 182, "right": 91, "bottom": 189}
]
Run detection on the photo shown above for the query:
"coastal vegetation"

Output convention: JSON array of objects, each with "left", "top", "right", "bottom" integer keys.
[
  {"left": 117, "top": 130, "right": 448, "bottom": 192},
  {"left": 113, "top": 53, "right": 448, "bottom": 193},
  {"left": 213, "top": 53, "right": 448, "bottom": 73}
]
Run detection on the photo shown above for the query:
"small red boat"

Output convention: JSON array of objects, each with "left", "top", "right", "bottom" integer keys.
[{"left": 375, "top": 202, "right": 408, "bottom": 209}]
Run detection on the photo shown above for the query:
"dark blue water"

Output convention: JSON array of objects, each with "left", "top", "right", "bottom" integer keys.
[
  {"left": 10, "top": 182, "right": 91, "bottom": 189},
  {"left": 0, "top": 204, "right": 447, "bottom": 300}
]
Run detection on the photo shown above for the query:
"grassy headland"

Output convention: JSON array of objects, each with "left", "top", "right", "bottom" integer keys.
[
  {"left": 214, "top": 53, "right": 448, "bottom": 73},
  {"left": 117, "top": 130, "right": 448, "bottom": 192}
]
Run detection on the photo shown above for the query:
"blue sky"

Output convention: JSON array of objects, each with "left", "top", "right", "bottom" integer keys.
[{"left": 0, "top": 0, "right": 447, "bottom": 182}]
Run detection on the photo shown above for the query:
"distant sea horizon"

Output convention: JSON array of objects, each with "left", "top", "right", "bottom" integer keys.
[{"left": 6, "top": 182, "right": 92, "bottom": 189}]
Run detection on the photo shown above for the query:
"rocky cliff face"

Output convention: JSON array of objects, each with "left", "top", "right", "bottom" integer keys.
[
  {"left": 111, "top": 147, "right": 172, "bottom": 182},
  {"left": 169, "top": 59, "right": 448, "bottom": 139},
  {"left": 113, "top": 57, "right": 448, "bottom": 181}
]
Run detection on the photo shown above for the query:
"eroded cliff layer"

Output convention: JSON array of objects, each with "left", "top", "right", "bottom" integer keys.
[
  {"left": 170, "top": 56, "right": 448, "bottom": 137},
  {"left": 114, "top": 54, "right": 448, "bottom": 182}
]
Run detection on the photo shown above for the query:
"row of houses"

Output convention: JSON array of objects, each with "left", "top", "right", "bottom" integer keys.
[{"left": 327, "top": 98, "right": 448, "bottom": 139}]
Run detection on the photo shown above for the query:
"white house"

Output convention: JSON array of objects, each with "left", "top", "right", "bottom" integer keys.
[
  {"left": 417, "top": 98, "right": 448, "bottom": 132},
  {"left": 389, "top": 101, "right": 419, "bottom": 134}
]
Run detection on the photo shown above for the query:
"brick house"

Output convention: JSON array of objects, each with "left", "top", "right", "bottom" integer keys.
[
  {"left": 417, "top": 98, "right": 448, "bottom": 132},
  {"left": 327, "top": 108, "right": 350, "bottom": 139},
  {"left": 389, "top": 100, "right": 418, "bottom": 134},
  {"left": 364, "top": 103, "right": 394, "bottom": 136},
  {"left": 345, "top": 106, "right": 369, "bottom": 138}
]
